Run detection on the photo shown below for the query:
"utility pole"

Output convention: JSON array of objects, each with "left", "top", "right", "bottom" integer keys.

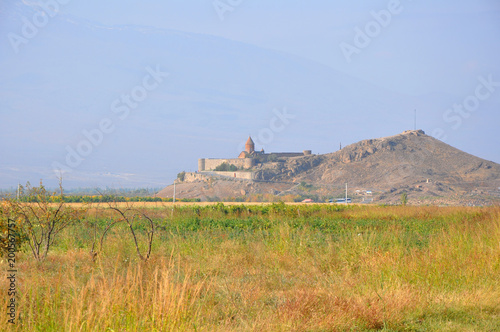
[
  {"left": 414, "top": 109, "right": 417, "bottom": 130},
  {"left": 345, "top": 183, "right": 348, "bottom": 205},
  {"left": 17, "top": 183, "right": 20, "bottom": 200},
  {"left": 173, "top": 180, "right": 176, "bottom": 203}
]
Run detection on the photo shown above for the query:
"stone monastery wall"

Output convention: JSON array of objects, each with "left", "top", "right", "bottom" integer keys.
[{"left": 198, "top": 158, "right": 255, "bottom": 171}]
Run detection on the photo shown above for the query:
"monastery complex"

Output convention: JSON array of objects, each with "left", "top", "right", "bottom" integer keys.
[
  {"left": 186, "top": 136, "right": 312, "bottom": 181},
  {"left": 198, "top": 136, "right": 311, "bottom": 171}
]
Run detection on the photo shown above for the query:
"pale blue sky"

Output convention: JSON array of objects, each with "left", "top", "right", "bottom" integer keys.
[
  {"left": 1, "top": 0, "right": 499, "bottom": 188},
  {"left": 62, "top": 0, "right": 500, "bottom": 95}
]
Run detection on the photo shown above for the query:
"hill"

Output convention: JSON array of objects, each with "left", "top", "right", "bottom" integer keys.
[
  {"left": 156, "top": 130, "right": 500, "bottom": 205},
  {"left": 2, "top": 3, "right": 499, "bottom": 188}
]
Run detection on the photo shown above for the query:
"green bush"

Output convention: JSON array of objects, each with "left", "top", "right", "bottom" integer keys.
[
  {"left": 214, "top": 163, "right": 238, "bottom": 172},
  {"left": 401, "top": 192, "right": 408, "bottom": 205},
  {"left": 177, "top": 171, "right": 186, "bottom": 182},
  {"left": 0, "top": 206, "right": 27, "bottom": 258}
]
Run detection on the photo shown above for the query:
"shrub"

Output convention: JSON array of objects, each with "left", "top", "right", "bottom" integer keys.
[
  {"left": 5, "top": 181, "right": 85, "bottom": 261},
  {"left": 401, "top": 192, "right": 408, "bottom": 206},
  {"left": 177, "top": 171, "right": 186, "bottom": 182},
  {"left": 0, "top": 205, "right": 27, "bottom": 258},
  {"left": 214, "top": 163, "right": 238, "bottom": 172}
]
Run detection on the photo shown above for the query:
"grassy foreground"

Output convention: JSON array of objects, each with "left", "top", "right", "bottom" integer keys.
[{"left": 2, "top": 204, "right": 500, "bottom": 331}]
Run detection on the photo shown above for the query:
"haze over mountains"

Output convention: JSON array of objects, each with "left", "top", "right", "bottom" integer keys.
[{"left": 1, "top": 1, "right": 499, "bottom": 188}]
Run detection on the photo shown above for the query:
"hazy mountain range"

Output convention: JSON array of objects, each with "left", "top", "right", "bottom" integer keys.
[{"left": 1, "top": 1, "right": 499, "bottom": 188}]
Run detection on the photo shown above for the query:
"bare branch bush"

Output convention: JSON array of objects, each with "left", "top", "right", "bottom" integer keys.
[
  {"left": 93, "top": 198, "right": 155, "bottom": 262},
  {"left": 6, "top": 180, "right": 85, "bottom": 261}
]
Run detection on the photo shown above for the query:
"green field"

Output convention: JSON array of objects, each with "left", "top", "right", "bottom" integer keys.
[{"left": 2, "top": 203, "right": 500, "bottom": 331}]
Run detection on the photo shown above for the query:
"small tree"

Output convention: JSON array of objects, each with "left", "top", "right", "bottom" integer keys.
[
  {"left": 6, "top": 180, "right": 84, "bottom": 261},
  {"left": 177, "top": 171, "right": 186, "bottom": 182},
  {"left": 401, "top": 192, "right": 408, "bottom": 206}
]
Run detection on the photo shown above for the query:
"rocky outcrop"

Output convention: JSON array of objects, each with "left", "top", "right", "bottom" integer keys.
[
  {"left": 254, "top": 155, "right": 323, "bottom": 181},
  {"left": 157, "top": 130, "right": 500, "bottom": 204}
]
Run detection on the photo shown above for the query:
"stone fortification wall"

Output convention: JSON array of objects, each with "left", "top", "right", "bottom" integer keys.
[
  {"left": 198, "top": 158, "right": 255, "bottom": 171},
  {"left": 183, "top": 171, "right": 254, "bottom": 182},
  {"left": 197, "top": 150, "right": 312, "bottom": 172},
  {"left": 209, "top": 171, "right": 254, "bottom": 180},
  {"left": 269, "top": 152, "right": 305, "bottom": 158}
]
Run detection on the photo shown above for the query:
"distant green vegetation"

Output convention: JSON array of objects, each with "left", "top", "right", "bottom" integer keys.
[
  {"left": 2, "top": 193, "right": 499, "bottom": 330},
  {"left": 14, "top": 195, "right": 200, "bottom": 203},
  {"left": 401, "top": 191, "right": 408, "bottom": 205},
  {"left": 0, "top": 186, "right": 164, "bottom": 199},
  {"left": 299, "top": 181, "right": 313, "bottom": 190},
  {"left": 214, "top": 162, "right": 239, "bottom": 172}
]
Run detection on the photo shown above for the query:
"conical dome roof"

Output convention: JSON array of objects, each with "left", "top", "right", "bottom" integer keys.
[{"left": 245, "top": 136, "right": 255, "bottom": 153}]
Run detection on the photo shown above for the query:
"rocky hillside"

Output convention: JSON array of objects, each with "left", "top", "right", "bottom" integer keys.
[
  {"left": 157, "top": 130, "right": 500, "bottom": 205},
  {"left": 254, "top": 130, "right": 499, "bottom": 188}
]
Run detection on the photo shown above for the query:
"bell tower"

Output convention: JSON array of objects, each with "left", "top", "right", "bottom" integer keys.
[{"left": 245, "top": 136, "right": 255, "bottom": 154}]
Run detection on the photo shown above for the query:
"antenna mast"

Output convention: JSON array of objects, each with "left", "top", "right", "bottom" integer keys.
[
  {"left": 414, "top": 109, "right": 417, "bottom": 130},
  {"left": 345, "top": 183, "right": 348, "bottom": 205}
]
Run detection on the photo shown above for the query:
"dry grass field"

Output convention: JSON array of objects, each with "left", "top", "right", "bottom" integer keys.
[{"left": 1, "top": 204, "right": 500, "bottom": 331}]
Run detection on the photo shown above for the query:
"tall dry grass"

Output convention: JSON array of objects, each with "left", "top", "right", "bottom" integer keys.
[
  {"left": 1, "top": 206, "right": 499, "bottom": 331},
  {"left": 8, "top": 253, "right": 206, "bottom": 331}
]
